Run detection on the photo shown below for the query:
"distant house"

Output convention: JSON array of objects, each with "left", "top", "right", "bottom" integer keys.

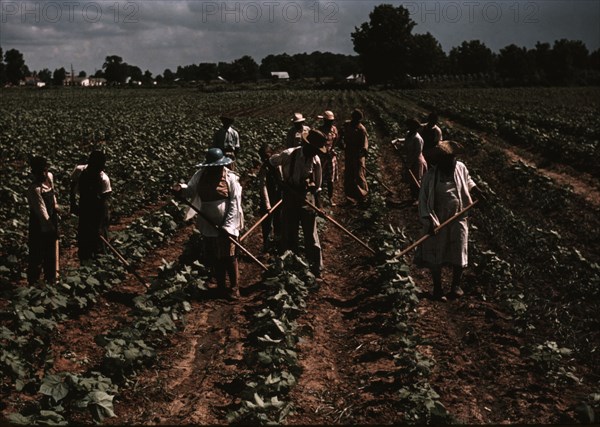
[
  {"left": 270, "top": 71, "right": 290, "bottom": 80},
  {"left": 346, "top": 74, "right": 365, "bottom": 84},
  {"left": 22, "top": 76, "right": 45, "bottom": 87},
  {"left": 63, "top": 76, "right": 106, "bottom": 87},
  {"left": 89, "top": 77, "right": 107, "bottom": 87}
]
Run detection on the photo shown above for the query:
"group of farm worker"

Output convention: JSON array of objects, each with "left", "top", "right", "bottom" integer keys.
[
  {"left": 171, "top": 109, "right": 369, "bottom": 299},
  {"left": 26, "top": 150, "right": 112, "bottom": 285},
  {"left": 26, "top": 108, "right": 483, "bottom": 302},
  {"left": 402, "top": 112, "right": 485, "bottom": 300}
]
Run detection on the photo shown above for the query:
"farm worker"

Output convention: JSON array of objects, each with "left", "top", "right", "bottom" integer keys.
[
  {"left": 417, "top": 141, "right": 483, "bottom": 300},
  {"left": 26, "top": 155, "right": 59, "bottom": 285},
  {"left": 340, "top": 109, "right": 369, "bottom": 205},
  {"left": 212, "top": 115, "right": 240, "bottom": 166},
  {"left": 285, "top": 113, "right": 311, "bottom": 148},
  {"left": 269, "top": 129, "right": 327, "bottom": 277},
  {"left": 71, "top": 150, "right": 112, "bottom": 262},
  {"left": 257, "top": 144, "right": 283, "bottom": 253},
  {"left": 419, "top": 112, "right": 442, "bottom": 163},
  {"left": 172, "top": 148, "right": 244, "bottom": 299},
  {"left": 68, "top": 155, "right": 90, "bottom": 215},
  {"left": 317, "top": 110, "right": 340, "bottom": 206},
  {"left": 404, "top": 118, "right": 428, "bottom": 201}
]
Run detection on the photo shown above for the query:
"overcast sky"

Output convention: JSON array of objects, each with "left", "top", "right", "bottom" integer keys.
[{"left": 1, "top": 0, "right": 599, "bottom": 75}]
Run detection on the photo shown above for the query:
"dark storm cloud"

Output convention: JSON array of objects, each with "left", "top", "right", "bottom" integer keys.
[{"left": 0, "top": 0, "right": 598, "bottom": 75}]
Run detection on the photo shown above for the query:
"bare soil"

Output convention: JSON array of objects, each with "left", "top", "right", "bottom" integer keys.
[{"left": 1, "top": 95, "right": 598, "bottom": 425}]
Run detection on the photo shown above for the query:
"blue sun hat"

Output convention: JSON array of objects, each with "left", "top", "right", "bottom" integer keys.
[{"left": 196, "top": 147, "right": 233, "bottom": 167}]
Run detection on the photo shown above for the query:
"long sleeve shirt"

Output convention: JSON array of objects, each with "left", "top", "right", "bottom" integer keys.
[
  {"left": 27, "top": 172, "right": 57, "bottom": 233},
  {"left": 404, "top": 131, "right": 425, "bottom": 168},
  {"left": 180, "top": 167, "right": 244, "bottom": 236},
  {"left": 269, "top": 147, "right": 322, "bottom": 193},
  {"left": 213, "top": 126, "right": 240, "bottom": 152},
  {"left": 418, "top": 161, "right": 475, "bottom": 227}
]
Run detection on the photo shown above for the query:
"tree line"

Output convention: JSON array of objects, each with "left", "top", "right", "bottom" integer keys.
[{"left": 1, "top": 4, "right": 599, "bottom": 87}]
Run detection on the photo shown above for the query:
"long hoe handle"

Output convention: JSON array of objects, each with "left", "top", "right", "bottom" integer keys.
[
  {"left": 100, "top": 235, "right": 150, "bottom": 288},
  {"left": 395, "top": 200, "right": 479, "bottom": 259},
  {"left": 306, "top": 200, "right": 376, "bottom": 255},
  {"left": 239, "top": 199, "right": 283, "bottom": 242},
  {"left": 175, "top": 196, "right": 268, "bottom": 271}
]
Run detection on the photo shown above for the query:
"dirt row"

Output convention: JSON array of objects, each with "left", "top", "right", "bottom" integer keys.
[{"left": 2, "top": 92, "right": 597, "bottom": 424}]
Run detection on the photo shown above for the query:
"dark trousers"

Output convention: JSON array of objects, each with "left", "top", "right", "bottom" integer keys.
[
  {"left": 27, "top": 230, "right": 57, "bottom": 285},
  {"left": 260, "top": 202, "right": 282, "bottom": 252},
  {"left": 281, "top": 190, "right": 323, "bottom": 276}
]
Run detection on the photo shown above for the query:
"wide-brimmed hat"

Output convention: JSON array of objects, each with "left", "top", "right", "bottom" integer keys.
[
  {"left": 220, "top": 115, "right": 235, "bottom": 123},
  {"left": 291, "top": 113, "right": 306, "bottom": 123},
  {"left": 196, "top": 147, "right": 233, "bottom": 167},
  {"left": 426, "top": 140, "right": 464, "bottom": 160},
  {"left": 317, "top": 110, "right": 335, "bottom": 121},
  {"left": 302, "top": 129, "right": 328, "bottom": 154}
]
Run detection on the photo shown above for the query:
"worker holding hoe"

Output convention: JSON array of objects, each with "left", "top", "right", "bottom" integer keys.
[
  {"left": 269, "top": 129, "right": 328, "bottom": 278},
  {"left": 417, "top": 141, "right": 484, "bottom": 300},
  {"left": 70, "top": 150, "right": 112, "bottom": 263},
  {"left": 26, "top": 155, "right": 59, "bottom": 285},
  {"left": 340, "top": 109, "right": 369, "bottom": 206},
  {"left": 212, "top": 115, "right": 240, "bottom": 168},
  {"left": 172, "top": 148, "right": 244, "bottom": 300}
]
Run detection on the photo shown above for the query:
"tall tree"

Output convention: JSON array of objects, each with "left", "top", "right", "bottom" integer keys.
[
  {"left": 52, "top": 67, "right": 67, "bottom": 86},
  {"left": 497, "top": 44, "right": 532, "bottom": 84},
  {"left": 230, "top": 55, "right": 259, "bottom": 82},
  {"left": 448, "top": 40, "right": 495, "bottom": 75},
  {"left": 4, "top": 48, "right": 27, "bottom": 85},
  {"left": 38, "top": 68, "right": 52, "bottom": 85},
  {"left": 410, "top": 32, "right": 447, "bottom": 76},
  {"left": 530, "top": 42, "right": 552, "bottom": 84},
  {"left": 198, "top": 63, "right": 218, "bottom": 83},
  {"left": 103, "top": 55, "right": 128, "bottom": 84},
  {"left": 351, "top": 4, "right": 416, "bottom": 84},
  {"left": 0, "top": 47, "right": 6, "bottom": 85},
  {"left": 142, "top": 70, "right": 153, "bottom": 85},
  {"left": 162, "top": 68, "right": 175, "bottom": 83},
  {"left": 127, "top": 65, "right": 143, "bottom": 82},
  {"left": 549, "top": 39, "right": 589, "bottom": 84}
]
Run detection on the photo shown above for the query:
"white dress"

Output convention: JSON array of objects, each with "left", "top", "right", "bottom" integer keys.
[{"left": 418, "top": 161, "right": 475, "bottom": 267}]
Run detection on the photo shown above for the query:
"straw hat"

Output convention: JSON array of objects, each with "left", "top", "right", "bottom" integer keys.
[
  {"left": 302, "top": 129, "right": 328, "bottom": 154},
  {"left": 291, "top": 113, "right": 306, "bottom": 123},
  {"left": 196, "top": 148, "right": 233, "bottom": 167},
  {"left": 317, "top": 110, "right": 335, "bottom": 121},
  {"left": 426, "top": 140, "right": 464, "bottom": 160}
]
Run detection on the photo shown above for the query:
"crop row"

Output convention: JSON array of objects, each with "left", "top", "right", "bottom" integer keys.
[
  {"left": 2, "top": 200, "right": 187, "bottom": 424},
  {"left": 400, "top": 88, "right": 600, "bottom": 176}
]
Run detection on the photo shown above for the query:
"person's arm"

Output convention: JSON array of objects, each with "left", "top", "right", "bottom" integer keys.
[
  {"left": 173, "top": 169, "right": 202, "bottom": 199},
  {"left": 435, "top": 126, "right": 442, "bottom": 144},
  {"left": 27, "top": 185, "right": 55, "bottom": 233},
  {"left": 360, "top": 125, "right": 369, "bottom": 157},
  {"left": 258, "top": 166, "right": 271, "bottom": 210},
  {"left": 418, "top": 170, "right": 439, "bottom": 233},
  {"left": 222, "top": 173, "right": 243, "bottom": 236},
  {"left": 232, "top": 129, "right": 240, "bottom": 152},
  {"left": 313, "top": 158, "right": 323, "bottom": 209},
  {"left": 269, "top": 149, "right": 290, "bottom": 168},
  {"left": 99, "top": 173, "right": 112, "bottom": 226}
]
